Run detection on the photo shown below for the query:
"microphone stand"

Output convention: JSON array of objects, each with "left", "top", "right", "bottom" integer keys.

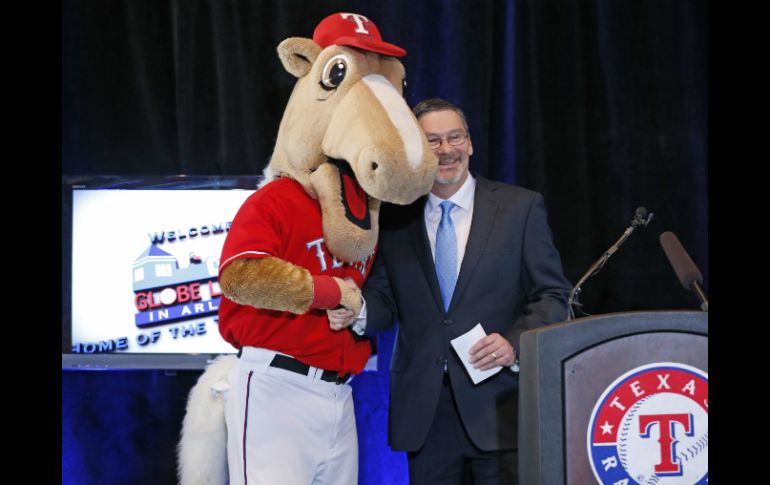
[
  {"left": 567, "top": 211, "right": 653, "bottom": 320},
  {"left": 692, "top": 282, "right": 709, "bottom": 312}
]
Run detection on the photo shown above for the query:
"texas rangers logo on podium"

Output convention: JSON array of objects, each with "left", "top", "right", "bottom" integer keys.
[{"left": 587, "top": 362, "right": 708, "bottom": 484}]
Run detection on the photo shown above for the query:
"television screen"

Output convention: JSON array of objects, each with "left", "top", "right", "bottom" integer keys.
[{"left": 62, "top": 175, "right": 261, "bottom": 370}]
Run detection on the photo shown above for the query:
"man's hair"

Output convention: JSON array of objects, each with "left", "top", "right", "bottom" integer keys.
[{"left": 412, "top": 98, "right": 470, "bottom": 133}]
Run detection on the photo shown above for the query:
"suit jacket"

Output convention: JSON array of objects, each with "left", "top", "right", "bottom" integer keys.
[{"left": 363, "top": 175, "right": 571, "bottom": 452}]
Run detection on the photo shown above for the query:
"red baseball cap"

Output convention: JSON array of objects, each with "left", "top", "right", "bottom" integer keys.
[{"left": 313, "top": 12, "right": 407, "bottom": 57}]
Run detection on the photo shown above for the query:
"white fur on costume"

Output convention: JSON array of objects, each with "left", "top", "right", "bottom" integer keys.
[{"left": 177, "top": 355, "right": 237, "bottom": 485}]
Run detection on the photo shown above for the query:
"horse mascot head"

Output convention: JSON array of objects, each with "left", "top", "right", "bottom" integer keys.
[{"left": 177, "top": 12, "right": 437, "bottom": 484}]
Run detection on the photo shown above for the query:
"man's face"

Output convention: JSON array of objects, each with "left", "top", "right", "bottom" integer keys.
[{"left": 418, "top": 110, "right": 473, "bottom": 189}]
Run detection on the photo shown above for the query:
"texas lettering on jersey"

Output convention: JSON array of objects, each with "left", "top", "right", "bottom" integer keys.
[{"left": 306, "top": 237, "right": 374, "bottom": 276}]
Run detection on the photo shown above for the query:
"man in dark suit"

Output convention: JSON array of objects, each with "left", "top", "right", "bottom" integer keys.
[{"left": 329, "top": 98, "right": 571, "bottom": 484}]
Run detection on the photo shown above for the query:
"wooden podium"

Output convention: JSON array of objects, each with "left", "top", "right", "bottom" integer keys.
[{"left": 518, "top": 311, "right": 708, "bottom": 484}]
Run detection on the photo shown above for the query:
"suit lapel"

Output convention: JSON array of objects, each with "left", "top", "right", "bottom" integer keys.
[
  {"left": 408, "top": 198, "right": 445, "bottom": 312},
  {"left": 450, "top": 177, "right": 499, "bottom": 310}
]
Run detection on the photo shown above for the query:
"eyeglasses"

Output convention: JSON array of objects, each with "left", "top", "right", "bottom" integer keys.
[{"left": 427, "top": 132, "right": 469, "bottom": 149}]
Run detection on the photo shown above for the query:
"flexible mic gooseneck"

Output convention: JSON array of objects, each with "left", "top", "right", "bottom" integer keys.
[
  {"left": 567, "top": 206, "right": 654, "bottom": 320},
  {"left": 659, "top": 231, "right": 708, "bottom": 312}
]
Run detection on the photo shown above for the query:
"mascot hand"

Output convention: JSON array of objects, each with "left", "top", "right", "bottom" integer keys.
[
  {"left": 337, "top": 277, "right": 363, "bottom": 315},
  {"left": 310, "top": 275, "right": 361, "bottom": 314}
]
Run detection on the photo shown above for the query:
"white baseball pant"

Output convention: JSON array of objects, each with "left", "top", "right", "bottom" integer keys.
[{"left": 223, "top": 347, "right": 358, "bottom": 485}]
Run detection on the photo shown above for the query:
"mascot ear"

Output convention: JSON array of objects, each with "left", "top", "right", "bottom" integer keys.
[{"left": 277, "top": 37, "right": 322, "bottom": 78}]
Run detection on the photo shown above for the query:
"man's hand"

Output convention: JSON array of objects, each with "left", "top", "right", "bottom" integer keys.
[
  {"left": 327, "top": 307, "right": 357, "bottom": 331},
  {"left": 468, "top": 333, "right": 516, "bottom": 370}
]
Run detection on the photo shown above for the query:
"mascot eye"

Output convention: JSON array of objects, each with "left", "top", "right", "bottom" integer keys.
[
  {"left": 402, "top": 78, "right": 408, "bottom": 97},
  {"left": 320, "top": 56, "right": 348, "bottom": 91}
]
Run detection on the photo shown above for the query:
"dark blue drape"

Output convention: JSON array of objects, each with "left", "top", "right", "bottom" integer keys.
[{"left": 61, "top": 1, "right": 707, "bottom": 483}]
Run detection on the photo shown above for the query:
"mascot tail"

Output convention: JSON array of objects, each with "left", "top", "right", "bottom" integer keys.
[{"left": 177, "top": 354, "right": 237, "bottom": 485}]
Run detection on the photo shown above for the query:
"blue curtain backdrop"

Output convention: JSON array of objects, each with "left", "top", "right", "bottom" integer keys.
[{"left": 61, "top": 1, "right": 708, "bottom": 483}]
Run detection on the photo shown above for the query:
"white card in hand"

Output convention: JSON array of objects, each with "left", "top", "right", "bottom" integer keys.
[{"left": 450, "top": 323, "right": 503, "bottom": 384}]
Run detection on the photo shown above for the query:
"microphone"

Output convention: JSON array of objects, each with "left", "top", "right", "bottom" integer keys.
[
  {"left": 567, "top": 206, "right": 654, "bottom": 320},
  {"left": 659, "top": 231, "right": 708, "bottom": 312}
]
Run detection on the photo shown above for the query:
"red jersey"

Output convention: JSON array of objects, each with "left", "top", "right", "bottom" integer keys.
[{"left": 218, "top": 177, "right": 375, "bottom": 375}]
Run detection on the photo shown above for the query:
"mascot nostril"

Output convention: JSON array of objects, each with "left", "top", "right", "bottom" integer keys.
[{"left": 177, "top": 11, "right": 437, "bottom": 485}]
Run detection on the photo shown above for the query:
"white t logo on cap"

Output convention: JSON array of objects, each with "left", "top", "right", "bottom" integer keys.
[{"left": 341, "top": 13, "right": 370, "bottom": 34}]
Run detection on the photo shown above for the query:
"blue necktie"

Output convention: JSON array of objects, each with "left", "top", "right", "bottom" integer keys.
[{"left": 435, "top": 201, "right": 457, "bottom": 312}]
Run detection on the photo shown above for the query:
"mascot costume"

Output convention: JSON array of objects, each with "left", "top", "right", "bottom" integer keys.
[{"left": 177, "top": 12, "right": 437, "bottom": 485}]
